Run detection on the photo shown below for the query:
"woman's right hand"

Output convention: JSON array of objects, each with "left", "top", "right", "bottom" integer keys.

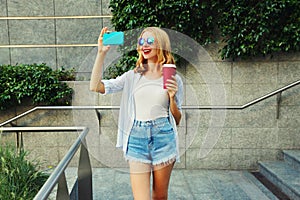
[{"left": 98, "top": 27, "right": 111, "bottom": 54}]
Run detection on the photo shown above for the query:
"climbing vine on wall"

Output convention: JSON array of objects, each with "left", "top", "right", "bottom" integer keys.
[{"left": 105, "top": 0, "right": 299, "bottom": 78}]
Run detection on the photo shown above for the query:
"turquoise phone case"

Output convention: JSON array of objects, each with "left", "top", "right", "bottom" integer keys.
[{"left": 103, "top": 32, "right": 124, "bottom": 45}]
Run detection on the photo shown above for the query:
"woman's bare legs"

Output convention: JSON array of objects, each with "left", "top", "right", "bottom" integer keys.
[
  {"left": 152, "top": 162, "right": 175, "bottom": 200},
  {"left": 129, "top": 161, "right": 151, "bottom": 200},
  {"left": 129, "top": 161, "right": 175, "bottom": 200}
]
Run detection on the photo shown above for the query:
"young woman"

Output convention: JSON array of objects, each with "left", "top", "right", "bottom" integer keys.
[{"left": 90, "top": 27, "right": 184, "bottom": 200}]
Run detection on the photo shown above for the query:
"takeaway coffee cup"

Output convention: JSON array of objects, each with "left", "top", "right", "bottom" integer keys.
[{"left": 162, "top": 64, "right": 176, "bottom": 89}]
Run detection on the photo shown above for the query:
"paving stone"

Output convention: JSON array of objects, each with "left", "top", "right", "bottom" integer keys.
[{"left": 89, "top": 169, "right": 276, "bottom": 199}]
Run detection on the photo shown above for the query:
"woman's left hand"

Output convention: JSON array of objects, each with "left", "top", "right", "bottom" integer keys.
[{"left": 166, "top": 75, "right": 178, "bottom": 99}]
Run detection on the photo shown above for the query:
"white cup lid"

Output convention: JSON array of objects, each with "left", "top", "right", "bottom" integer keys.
[{"left": 163, "top": 64, "right": 176, "bottom": 68}]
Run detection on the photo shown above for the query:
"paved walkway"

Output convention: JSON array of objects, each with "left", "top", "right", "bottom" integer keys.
[{"left": 87, "top": 168, "right": 278, "bottom": 200}]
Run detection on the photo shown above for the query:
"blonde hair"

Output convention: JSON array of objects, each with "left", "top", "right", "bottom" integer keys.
[{"left": 134, "top": 27, "right": 175, "bottom": 74}]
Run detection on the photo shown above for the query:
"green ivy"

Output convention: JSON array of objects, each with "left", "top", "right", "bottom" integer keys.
[
  {"left": 217, "top": 0, "right": 300, "bottom": 59},
  {"left": 105, "top": 0, "right": 299, "bottom": 78},
  {"left": 0, "top": 63, "right": 74, "bottom": 110},
  {"left": 103, "top": 52, "right": 138, "bottom": 79},
  {"left": 110, "top": 0, "right": 216, "bottom": 45},
  {"left": 107, "top": 0, "right": 217, "bottom": 78}
]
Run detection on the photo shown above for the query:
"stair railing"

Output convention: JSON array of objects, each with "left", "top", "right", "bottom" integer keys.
[
  {"left": 1, "top": 79, "right": 299, "bottom": 128},
  {"left": 0, "top": 126, "right": 92, "bottom": 200}
]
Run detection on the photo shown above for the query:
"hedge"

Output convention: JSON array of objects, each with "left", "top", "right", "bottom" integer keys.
[{"left": 0, "top": 64, "right": 74, "bottom": 110}]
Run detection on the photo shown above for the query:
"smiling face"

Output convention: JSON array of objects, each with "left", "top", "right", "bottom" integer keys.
[
  {"left": 139, "top": 31, "right": 158, "bottom": 63},
  {"left": 135, "top": 27, "right": 175, "bottom": 74}
]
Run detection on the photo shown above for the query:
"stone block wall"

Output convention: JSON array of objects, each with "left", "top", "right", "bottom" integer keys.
[
  {"left": 0, "top": 0, "right": 299, "bottom": 170},
  {"left": 0, "top": 0, "right": 112, "bottom": 79}
]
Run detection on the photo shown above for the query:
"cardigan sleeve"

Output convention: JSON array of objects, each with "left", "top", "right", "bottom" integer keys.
[
  {"left": 101, "top": 70, "right": 132, "bottom": 95},
  {"left": 175, "top": 74, "right": 184, "bottom": 113}
]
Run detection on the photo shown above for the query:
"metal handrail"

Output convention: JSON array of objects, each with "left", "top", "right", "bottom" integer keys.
[
  {"left": 185, "top": 79, "right": 300, "bottom": 110},
  {"left": 0, "top": 126, "right": 91, "bottom": 200},
  {"left": 34, "top": 127, "right": 89, "bottom": 200},
  {"left": 1, "top": 79, "right": 299, "bottom": 127},
  {"left": 0, "top": 126, "right": 86, "bottom": 132}
]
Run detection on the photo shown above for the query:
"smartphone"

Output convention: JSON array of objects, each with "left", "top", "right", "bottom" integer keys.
[{"left": 103, "top": 31, "right": 124, "bottom": 45}]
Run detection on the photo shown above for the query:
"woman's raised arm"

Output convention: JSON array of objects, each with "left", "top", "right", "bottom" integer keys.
[{"left": 90, "top": 27, "right": 111, "bottom": 93}]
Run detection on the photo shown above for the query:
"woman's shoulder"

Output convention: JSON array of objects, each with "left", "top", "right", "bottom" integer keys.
[
  {"left": 129, "top": 69, "right": 143, "bottom": 78},
  {"left": 119, "top": 69, "right": 135, "bottom": 77},
  {"left": 119, "top": 69, "right": 141, "bottom": 80},
  {"left": 124, "top": 69, "right": 136, "bottom": 74}
]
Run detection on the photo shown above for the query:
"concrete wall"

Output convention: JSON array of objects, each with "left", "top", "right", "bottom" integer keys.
[
  {"left": 94, "top": 57, "right": 300, "bottom": 170},
  {"left": 0, "top": 0, "right": 299, "bottom": 170}
]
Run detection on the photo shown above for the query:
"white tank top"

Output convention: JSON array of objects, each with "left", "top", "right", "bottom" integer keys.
[{"left": 133, "top": 76, "right": 169, "bottom": 121}]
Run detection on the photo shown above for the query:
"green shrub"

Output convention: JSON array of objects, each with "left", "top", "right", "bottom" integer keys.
[
  {"left": 0, "top": 144, "right": 49, "bottom": 199},
  {"left": 0, "top": 63, "right": 74, "bottom": 110},
  {"left": 52, "top": 66, "right": 76, "bottom": 81}
]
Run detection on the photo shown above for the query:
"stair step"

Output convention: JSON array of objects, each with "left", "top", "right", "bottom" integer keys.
[
  {"left": 243, "top": 171, "right": 279, "bottom": 200},
  {"left": 259, "top": 161, "right": 300, "bottom": 200},
  {"left": 283, "top": 150, "right": 300, "bottom": 171}
]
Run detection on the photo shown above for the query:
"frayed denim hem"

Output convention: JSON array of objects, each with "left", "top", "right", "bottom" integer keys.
[
  {"left": 152, "top": 154, "right": 177, "bottom": 166},
  {"left": 125, "top": 156, "right": 152, "bottom": 165},
  {"left": 125, "top": 154, "right": 177, "bottom": 166}
]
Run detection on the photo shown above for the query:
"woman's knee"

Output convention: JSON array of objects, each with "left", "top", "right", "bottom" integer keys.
[{"left": 152, "top": 192, "right": 168, "bottom": 200}]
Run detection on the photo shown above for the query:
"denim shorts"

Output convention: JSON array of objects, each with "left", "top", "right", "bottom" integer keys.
[{"left": 125, "top": 117, "right": 177, "bottom": 166}]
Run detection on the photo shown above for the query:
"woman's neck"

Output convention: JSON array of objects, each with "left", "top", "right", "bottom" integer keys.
[
  {"left": 144, "top": 62, "right": 162, "bottom": 79},
  {"left": 147, "top": 62, "right": 159, "bottom": 72}
]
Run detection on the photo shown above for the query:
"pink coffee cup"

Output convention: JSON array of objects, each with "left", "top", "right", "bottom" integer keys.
[{"left": 162, "top": 64, "right": 176, "bottom": 89}]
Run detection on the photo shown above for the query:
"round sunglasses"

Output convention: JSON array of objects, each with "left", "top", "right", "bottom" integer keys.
[{"left": 138, "top": 37, "right": 155, "bottom": 46}]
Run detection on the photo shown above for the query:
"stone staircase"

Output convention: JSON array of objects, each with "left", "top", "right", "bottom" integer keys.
[{"left": 258, "top": 150, "right": 300, "bottom": 200}]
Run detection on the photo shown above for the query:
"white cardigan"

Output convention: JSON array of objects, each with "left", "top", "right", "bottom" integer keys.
[{"left": 101, "top": 70, "right": 184, "bottom": 161}]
